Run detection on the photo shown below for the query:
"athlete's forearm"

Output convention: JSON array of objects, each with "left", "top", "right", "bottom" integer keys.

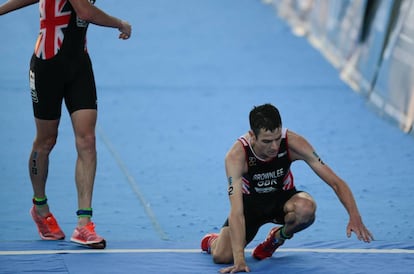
[
  {"left": 0, "top": 0, "right": 38, "bottom": 15},
  {"left": 229, "top": 214, "right": 247, "bottom": 265},
  {"left": 336, "top": 181, "right": 361, "bottom": 220},
  {"left": 313, "top": 162, "right": 362, "bottom": 220}
]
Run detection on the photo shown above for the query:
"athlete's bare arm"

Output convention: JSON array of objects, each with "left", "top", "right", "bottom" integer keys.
[
  {"left": 0, "top": 0, "right": 38, "bottom": 15},
  {"left": 220, "top": 141, "right": 250, "bottom": 273},
  {"left": 68, "top": 0, "right": 131, "bottom": 39},
  {"left": 287, "top": 130, "right": 373, "bottom": 242}
]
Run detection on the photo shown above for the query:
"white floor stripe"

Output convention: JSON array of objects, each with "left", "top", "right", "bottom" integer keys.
[{"left": 1, "top": 248, "right": 413, "bottom": 256}]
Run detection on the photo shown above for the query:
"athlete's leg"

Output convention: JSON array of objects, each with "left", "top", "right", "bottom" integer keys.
[
  {"left": 252, "top": 192, "right": 316, "bottom": 259},
  {"left": 209, "top": 218, "right": 259, "bottom": 264},
  {"left": 70, "top": 109, "right": 97, "bottom": 227},
  {"left": 282, "top": 191, "right": 316, "bottom": 237},
  {"left": 210, "top": 227, "right": 234, "bottom": 264},
  {"left": 29, "top": 118, "right": 60, "bottom": 216}
]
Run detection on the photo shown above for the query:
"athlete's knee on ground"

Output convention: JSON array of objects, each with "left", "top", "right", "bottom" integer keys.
[{"left": 212, "top": 251, "right": 233, "bottom": 264}]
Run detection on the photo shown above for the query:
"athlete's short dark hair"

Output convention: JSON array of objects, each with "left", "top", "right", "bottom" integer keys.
[{"left": 249, "top": 103, "right": 282, "bottom": 136}]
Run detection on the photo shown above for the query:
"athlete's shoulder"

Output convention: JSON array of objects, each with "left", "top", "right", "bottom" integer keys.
[
  {"left": 226, "top": 134, "right": 248, "bottom": 162},
  {"left": 286, "top": 129, "right": 305, "bottom": 142},
  {"left": 286, "top": 129, "right": 314, "bottom": 160},
  {"left": 237, "top": 132, "right": 250, "bottom": 146}
]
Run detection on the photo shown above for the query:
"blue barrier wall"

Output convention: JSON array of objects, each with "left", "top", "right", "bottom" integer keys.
[{"left": 267, "top": 0, "right": 414, "bottom": 134}]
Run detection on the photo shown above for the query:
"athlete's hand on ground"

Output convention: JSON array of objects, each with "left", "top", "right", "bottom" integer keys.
[
  {"left": 118, "top": 20, "right": 131, "bottom": 40},
  {"left": 347, "top": 218, "right": 374, "bottom": 243},
  {"left": 219, "top": 264, "right": 250, "bottom": 273}
]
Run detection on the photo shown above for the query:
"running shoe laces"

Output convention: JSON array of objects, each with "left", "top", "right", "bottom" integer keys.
[{"left": 30, "top": 206, "right": 65, "bottom": 240}]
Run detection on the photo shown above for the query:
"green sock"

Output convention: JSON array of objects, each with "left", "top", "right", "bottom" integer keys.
[{"left": 280, "top": 226, "right": 293, "bottom": 240}]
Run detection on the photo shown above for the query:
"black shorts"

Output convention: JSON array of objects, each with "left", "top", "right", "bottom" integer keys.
[
  {"left": 223, "top": 188, "right": 301, "bottom": 245},
  {"left": 29, "top": 52, "right": 97, "bottom": 120}
]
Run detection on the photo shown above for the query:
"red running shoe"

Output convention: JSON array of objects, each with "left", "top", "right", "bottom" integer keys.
[
  {"left": 201, "top": 233, "right": 219, "bottom": 253},
  {"left": 30, "top": 206, "right": 65, "bottom": 240},
  {"left": 70, "top": 222, "right": 106, "bottom": 249},
  {"left": 252, "top": 226, "right": 285, "bottom": 260}
]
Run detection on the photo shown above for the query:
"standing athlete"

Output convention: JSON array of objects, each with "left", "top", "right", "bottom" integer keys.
[
  {"left": 0, "top": 0, "right": 131, "bottom": 248},
  {"left": 201, "top": 103, "right": 373, "bottom": 273}
]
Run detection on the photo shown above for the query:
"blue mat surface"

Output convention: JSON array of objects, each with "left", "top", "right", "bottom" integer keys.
[{"left": 1, "top": 1, "right": 414, "bottom": 273}]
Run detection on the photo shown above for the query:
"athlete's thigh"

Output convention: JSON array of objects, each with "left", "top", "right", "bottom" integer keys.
[
  {"left": 71, "top": 109, "right": 97, "bottom": 137},
  {"left": 30, "top": 55, "right": 65, "bottom": 120},
  {"left": 212, "top": 226, "right": 233, "bottom": 261},
  {"left": 64, "top": 55, "right": 97, "bottom": 114},
  {"left": 222, "top": 217, "right": 260, "bottom": 246}
]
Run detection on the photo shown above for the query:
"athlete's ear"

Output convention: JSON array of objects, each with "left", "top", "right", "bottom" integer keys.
[{"left": 248, "top": 130, "right": 256, "bottom": 141}]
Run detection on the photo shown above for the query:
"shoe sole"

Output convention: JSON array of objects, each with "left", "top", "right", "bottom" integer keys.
[
  {"left": 252, "top": 253, "right": 269, "bottom": 260},
  {"left": 71, "top": 239, "right": 106, "bottom": 249},
  {"left": 39, "top": 234, "right": 65, "bottom": 241}
]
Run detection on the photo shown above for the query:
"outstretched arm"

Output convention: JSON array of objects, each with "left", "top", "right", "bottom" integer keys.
[
  {"left": 220, "top": 141, "right": 250, "bottom": 273},
  {"left": 312, "top": 160, "right": 373, "bottom": 242},
  {"left": 68, "top": 0, "right": 131, "bottom": 39},
  {"left": 0, "top": 0, "right": 38, "bottom": 15},
  {"left": 288, "top": 131, "right": 374, "bottom": 242}
]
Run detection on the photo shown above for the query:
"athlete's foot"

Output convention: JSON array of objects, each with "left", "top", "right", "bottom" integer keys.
[
  {"left": 252, "top": 226, "right": 286, "bottom": 260},
  {"left": 70, "top": 222, "right": 106, "bottom": 249},
  {"left": 201, "top": 233, "right": 219, "bottom": 254},
  {"left": 30, "top": 206, "right": 65, "bottom": 240}
]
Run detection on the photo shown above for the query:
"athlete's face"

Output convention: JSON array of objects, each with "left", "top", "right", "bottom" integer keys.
[{"left": 250, "top": 127, "right": 282, "bottom": 160}]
